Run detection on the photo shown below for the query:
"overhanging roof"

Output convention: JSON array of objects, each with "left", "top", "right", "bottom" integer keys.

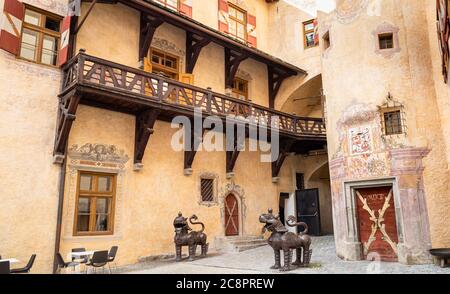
[{"left": 98, "top": 0, "right": 307, "bottom": 76}]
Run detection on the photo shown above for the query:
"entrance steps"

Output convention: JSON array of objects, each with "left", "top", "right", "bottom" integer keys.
[{"left": 214, "top": 235, "right": 268, "bottom": 253}]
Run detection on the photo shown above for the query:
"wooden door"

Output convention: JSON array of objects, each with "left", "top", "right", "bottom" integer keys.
[
  {"left": 224, "top": 194, "right": 239, "bottom": 236},
  {"left": 355, "top": 186, "right": 399, "bottom": 262},
  {"left": 296, "top": 189, "right": 321, "bottom": 236}
]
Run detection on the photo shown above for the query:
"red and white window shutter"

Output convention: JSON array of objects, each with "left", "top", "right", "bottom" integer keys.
[
  {"left": 313, "top": 19, "right": 319, "bottom": 46},
  {"left": 58, "top": 15, "right": 71, "bottom": 66},
  {"left": 179, "top": 0, "right": 192, "bottom": 18},
  {"left": 218, "top": 0, "right": 229, "bottom": 34},
  {"left": 247, "top": 13, "right": 257, "bottom": 48},
  {"left": 0, "top": 0, "right": 24, "bottom": 55}
]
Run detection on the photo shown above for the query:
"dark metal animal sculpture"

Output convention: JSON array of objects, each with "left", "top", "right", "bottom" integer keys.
[
  {"left": 259, "top": 209, "right": 312, "bottom": 271},
  {"left": 173, "top": 212, "right": 208, "bottom": 261}
]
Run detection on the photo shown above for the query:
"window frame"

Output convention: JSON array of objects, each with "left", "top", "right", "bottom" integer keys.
[
  {"left": 73, "top": 171, "right": 117, "bottom": 236},
  {"left": 378, "top": 33, "right": 394, "bottom": 50},
  {"left": 227, "top": 3, "right": 247, "bottom": 43},
  {"left": 231, "top": 77, "right": 249, "bottom": 100},
  {"left": 381, "top": 108, "right": 404, "bottom": 136},
  {"left": 303, "top": 19, "right": 317, "bottom": 49},
  {"left": 149, "top": 48, "right": 180, "bottom": 80},
  {"left": 19, "top": 5, "right": 62, "bottom": 67},
  {"left": 155, "top": 0, "right": 180, "bottom": 11}
]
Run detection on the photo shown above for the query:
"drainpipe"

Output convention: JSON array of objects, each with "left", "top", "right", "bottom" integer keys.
[{"left": 52, "top": 155, "right": 67, "bottom": 274}]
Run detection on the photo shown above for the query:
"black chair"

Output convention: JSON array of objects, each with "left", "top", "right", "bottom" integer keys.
[
  {"left": 0, "top": 261, "right": 10, "bottom": 274},
  {"left": 72, "top": 248, "right": 88, "bottom": 264},
  {"left": 86, "top": 250, "right": 110, "bottom": 274},
  {"left": 107, "top": 246, "right": 118, "bottom": 272},
  {"left": 56, "top": 253, "right": 79, "bottom": 274},
  {"left": 10, "top": 255, "right": 36, "bottom": 274}
]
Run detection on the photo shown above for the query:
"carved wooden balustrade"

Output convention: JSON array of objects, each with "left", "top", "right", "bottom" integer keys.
[{"left": 60, "top": 52, "right": 326, "bottom": 140}]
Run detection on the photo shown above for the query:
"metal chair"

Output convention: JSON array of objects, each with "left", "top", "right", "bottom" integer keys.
[
  {"left": 72, "top": 248, "right": 89, "bottom": 264},
  {"left": 86, "top": 250, "right": 110, "bottom": 274},
  {"left": 0, "top": 261, "right": 10, "bottom": 274},
  {"left": 56, "top": 253, "right": 79, "bottom": 274},
  {"left": 107, "top": 246, "right": 118, "bottom": 272},
  {"left": 10, "top": 254, "right": 36, "bottom": 274}
]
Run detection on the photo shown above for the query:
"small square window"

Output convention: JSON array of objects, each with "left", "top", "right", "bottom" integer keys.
[
  {"left": 323, "top": 31, "right": 330, "bottom": 50},
  {"left": 378, "top": 33, "right": 394, "bottom": 50},
  {"left": 384, "top": 111, "right": 402, "bottom": 135},
  {"left": 200, "top": 178, "right": 214, "bottom": 202}
]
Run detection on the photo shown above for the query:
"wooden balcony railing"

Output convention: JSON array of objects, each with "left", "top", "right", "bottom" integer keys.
[{"left": 60, "top": 52, "right": 326, "bottom": 139}]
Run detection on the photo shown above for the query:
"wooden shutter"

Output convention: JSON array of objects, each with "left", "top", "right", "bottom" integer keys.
[
  {"left": 179, "top": 0, "right": 192, "bottom": 17},
  {"left": 58, "top": 15, "right": 72, "bottom": 66},
  {"left": 144, "top": 57, "right": 153, "bottom": 72},
  {"left": 180, "top": 73, "right": 194, "bottom": 85},
  {"left": 0, "top": 0, "right": 24, "bottom": 55},
  {"left": 247, "top": 13, "right": 257, "bottom": 48},
  {"left": 218, "top": 0, "right": 229, "bottom": 34},
  {"left": 313, "top": 19, "right": 319, "bottom": 46},
  {"left": 437, "top": 0, "right": 450, "bottom": 82}
]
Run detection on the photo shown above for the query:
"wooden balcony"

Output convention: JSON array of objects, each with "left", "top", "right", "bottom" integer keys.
[{"left": 55, "top": 51, "right": 326, "bottom": 177}]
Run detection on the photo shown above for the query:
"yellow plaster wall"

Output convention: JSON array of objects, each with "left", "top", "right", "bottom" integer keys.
[
  {"left": 320, "top": 0, "right": 450, "bottom": 248},
  {"left": 59, "top": 105, "right": 287, "bottom": 267}
]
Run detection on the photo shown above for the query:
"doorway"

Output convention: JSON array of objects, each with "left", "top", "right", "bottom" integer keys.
[
  {"left": 224, "top": 194, "right": 239, "bottom": 236},
  {"left": 355, "top": 186, "right": 399, "bottom": 262},
  {"left": 296, "top": 189, "right": 321, "bottom": 236}
]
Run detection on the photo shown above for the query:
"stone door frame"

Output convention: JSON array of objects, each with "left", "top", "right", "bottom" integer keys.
[{"left": 343, "top": 177, "right": 405, "bottom": 261}]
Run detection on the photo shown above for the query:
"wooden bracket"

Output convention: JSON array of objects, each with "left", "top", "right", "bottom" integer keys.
[
  {"left": 271, "top": 139, "right": 295, "bottom": 178},
  {"left": 226, "top": 127, "right": 245, "bottom": 174},
  {"left": 268, "top": 66, "right": 291, "bottom": 108},
  {"left": 186, "top": 32, "right": 211, "bottom": 74},
  {"left": 225, "top": 48, "right": 248, "bottom": 89},
  {"left": 53, "top": 92, "right": 81, "bottom": 162},
  {"left": 134, "top": 108, "right": 160, "bottom": 168},
  {"left": 139, "top": 13, "right": 164, "bottom": 61},
  {"left": 184, "top": 124, "right": 206, "bottom": 171}
]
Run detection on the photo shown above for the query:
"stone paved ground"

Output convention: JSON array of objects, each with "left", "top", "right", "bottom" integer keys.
[{"left": 125, "top": 236, "right": 450, "bottom": 274}]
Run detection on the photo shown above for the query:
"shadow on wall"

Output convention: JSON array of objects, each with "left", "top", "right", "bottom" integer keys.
[{"left": 306, "top": 162, "right": 333, "bottom": 235}]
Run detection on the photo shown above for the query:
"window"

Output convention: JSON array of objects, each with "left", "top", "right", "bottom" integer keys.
[
  {"left": 154, "top": 0, "right": 179, "bottom": 11},
  {"left": 383, "top": 111, "right": 403, "bottom": 135},
  {"left": 200, "top": 178, "right": 214, "bottom": 202},
  {"left": 378, "top": 33, "right": 394, "bottom": 50},
  {"left": 323, "top": 31, "right": 330, "bottom": 50},
  {"left": 20, "top": 6, "right": 61, "bottom": 66},
  {"left": 228, "top": 3, "right": 247, "bottom": 42},
  {"left": 149, "top": 48, "right": 180, "bottom": 79},
  {"left": 74, "top": 172, "right": 116, "bottom": 236},
  {"left": 231, "top": 77, "right": 248, "bottom": 100},
  {"left": 303, "top": 20, "right": 317, "bottom": 49}
]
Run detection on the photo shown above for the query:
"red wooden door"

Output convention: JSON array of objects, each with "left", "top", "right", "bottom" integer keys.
[
  {"left": 225, "top": 194, "right": 239, "bottom": 236},
  {"left": 355, "top": 186, "right": 399, "bottom": 262}
]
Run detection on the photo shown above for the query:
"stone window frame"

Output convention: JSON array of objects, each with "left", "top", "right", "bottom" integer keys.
[
  {"left": 198, "top": 172, "right": 219, "bottom": 207},
  {"left": 372, "top": 22, "right": 400, "bottom": 58},
  {"left": 378, "top": 93, "right": 407, "bottom": 137}
]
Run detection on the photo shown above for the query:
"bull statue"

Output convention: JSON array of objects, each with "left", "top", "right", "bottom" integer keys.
[
  {"left": 259, "top": 209, "right": 312, "bottom": 271},
  {"left": 173, "top": 212, "right": 208, "bottom": 261}
]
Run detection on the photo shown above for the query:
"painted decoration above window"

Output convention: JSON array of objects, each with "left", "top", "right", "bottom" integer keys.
[
  {"left": 336, "top": 0, "right": 369, "bottom": 24},
  {"left": 218, "top": 0, "right": 257, "bottom": 48},
  {"left": 437, "top": 0, "right": 449, "bottom": 83},
  {"left": 349, "top": 126, "right": 372, "bottom": 155}
]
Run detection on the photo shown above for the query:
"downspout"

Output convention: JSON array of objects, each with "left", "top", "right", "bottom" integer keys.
[{"left": 52, "top": 155, "right": 67, "bottom": 274}]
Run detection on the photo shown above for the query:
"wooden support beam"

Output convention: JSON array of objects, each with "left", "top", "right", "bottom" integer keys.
[
  {"left": 134, "top": 108, "right": 160, "bottom": 170},
  {"left": 226, "top": 127, "right": 244, "bottom": 175},
  {"left": 271, "top": 139, "right": 295, "bottom": 180},
  {"left": 268, "top": 66, "right": 291, "bottom": 109},
  {"left": 74, "top": 0, "right": 98, "bottom": 34},
  {"left": 139, "top": 13, "right": 163, "bottom": 61},
  {"left": 186, "top": 32, "right": 211, "bottom": 74},
  {"left": 225, "top": 48, "right": 248, "bottom": 89},
  {"left": 184, "top": 125, "right": 206, "bottom": 173},
  {"left": 53, "top": 92, "right": 81, "bottom": 163}
]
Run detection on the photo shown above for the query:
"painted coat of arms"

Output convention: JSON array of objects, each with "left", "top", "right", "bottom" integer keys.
[{"left": 349, "top": 126, "right": 372, "bottom": 155}]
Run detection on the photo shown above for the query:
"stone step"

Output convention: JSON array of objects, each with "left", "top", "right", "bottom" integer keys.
[
  {"left": 228, "top": 239, "right": 268, "bottom": 246},
  {"left": 234, "top": 243, "right": 268, "bottom": 252}
]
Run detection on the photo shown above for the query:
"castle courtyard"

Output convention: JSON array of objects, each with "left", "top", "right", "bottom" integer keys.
[{"left": 124, "top": 236, "right": 450, "bottom": 274}]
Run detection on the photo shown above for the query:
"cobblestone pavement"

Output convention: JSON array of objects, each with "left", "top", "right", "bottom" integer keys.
[{"left": 126, "top": 236, "right": 449, "bottom": 274}]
